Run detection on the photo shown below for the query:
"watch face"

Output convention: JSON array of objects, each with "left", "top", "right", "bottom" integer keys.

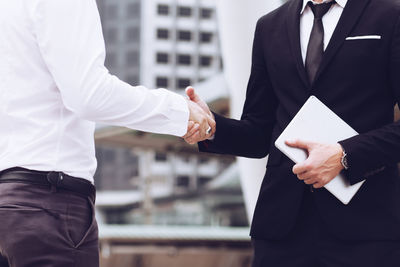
[
  {"left": 343, "top": 157, "right": 349, "bottom": 169},
  {"left": 341, "top": 151, "right": 349, "bottom": 170}
]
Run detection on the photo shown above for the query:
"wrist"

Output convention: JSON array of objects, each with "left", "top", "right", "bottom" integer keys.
[{"left": 338, "top": 143, "right": 349, "bottom": 170}]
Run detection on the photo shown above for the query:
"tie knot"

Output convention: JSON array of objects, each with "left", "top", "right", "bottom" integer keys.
[{"left": 308, "top": 1, "right": 335, "bottom": 19}]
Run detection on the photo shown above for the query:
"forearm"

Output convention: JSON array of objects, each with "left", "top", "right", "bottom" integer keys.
[
  {"left": 33, "top": 0, "right": 189, "bottom": 137},
  {"left": 75, "top": 70, "right": 189, "bottom": 136},
  {"left": 199, "top": 113, "right": 273, "bottom": 158},
  {"left": 339, "top": 121, "right": 400, "bottom": 184}
]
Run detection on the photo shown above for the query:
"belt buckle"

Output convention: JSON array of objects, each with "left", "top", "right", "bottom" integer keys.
[{"left": 47, "top": 172, "right": 64, "bottom": 193}]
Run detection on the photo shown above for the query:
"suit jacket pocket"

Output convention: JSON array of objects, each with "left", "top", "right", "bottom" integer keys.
[
  {"left": 346, "top": 35, "right": 381, "bottom": 40},
  {"left": 342, "top": 37, "right": 382, "bottom": 54}
]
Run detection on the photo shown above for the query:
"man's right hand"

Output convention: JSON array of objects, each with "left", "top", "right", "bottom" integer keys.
[
  {"left": 184, "top": 99, "right": 215, "bottom": 143},
  {"left": 184, "top": 87, "right": 216, "bottom": 144}
]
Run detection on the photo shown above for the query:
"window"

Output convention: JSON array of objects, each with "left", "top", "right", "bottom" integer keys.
[
  {"left": 155, "top": 152, "right": 168, "bottom": 161},
  {"left": 200, "top": 32, "right": 213, "bottom": 43},
  {"left": 177, "top": 78, "right": 191, "bottom": 89},
  {"left": 156, "top": 52, "right": 169, "bottom": 64},
  {"left": 156, "top": 77, "right": 169, "bottom": 88},
  {"left": 176, "top": 176, "right": 190, "bottom": 188},
  {"left": 126, "top": 3, "right": 140, "bottom": 18},
  {"left": 107, "top": 4, "right": 118, "bottom": 19},
  {"left": 200, "top": 56, "right": 213, "bottom": 67},
  {"left": 178, "top": 30, "right": 192, "bottom": 41},
  {"left": 157, "top": 29, "right": 169, "bottom": 40},
  {"left": 158, "top": 4, "right": 169, "bottom": 15},
  {"left": 105, "top": 52, "right": 117, "bottom": 68},
  {"left": 126, "top": 27, "right": 139, "bottom": 42},
  {"left": 199, "top": 157, "right": 210, "bottom": 164},
  {"left": 126, "top": 51, "right": 139, "bottom": 67},
  {"left": 178, "top": 6, "right": 192, "bottom": 17},
  {"left": 106, "top": 28, "right": 118, "bottom": 43},
  {"left": 177, "top": 54, "right": 191, "bottom": 65},
  {"left": 201, "top": 8, "right": 213, "bottom": 19},
  {"left": 198, "top": 176, "right": 212, "bottom": 187}
]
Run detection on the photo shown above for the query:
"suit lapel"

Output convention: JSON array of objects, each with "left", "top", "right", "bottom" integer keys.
[
  {"left": 286, "top": 0, "right": 310, "bottom": 89},
  {"left": 313, "top": 0, "right": 371, "bottom": 84}
]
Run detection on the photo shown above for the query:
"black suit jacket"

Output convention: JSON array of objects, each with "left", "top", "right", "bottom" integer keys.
[{"left": 200, "top": 0, "right": 400, "bottom": 241}]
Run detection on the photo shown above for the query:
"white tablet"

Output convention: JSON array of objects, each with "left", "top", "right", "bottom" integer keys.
[{"left": 275, "top": 96, "right": 365, "bottom": 205}]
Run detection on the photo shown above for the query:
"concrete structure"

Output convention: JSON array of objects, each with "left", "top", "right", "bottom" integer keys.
[
  {"left": 99, "top": 225, "right": 252, "bottom": 267},
  {"left": 94, "top": 132, "right": 245, "bottom": 227}
]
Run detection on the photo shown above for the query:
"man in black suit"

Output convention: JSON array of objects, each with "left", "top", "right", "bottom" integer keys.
[{"left": 184, "top": 0, "right": 400, "bottom": 266}]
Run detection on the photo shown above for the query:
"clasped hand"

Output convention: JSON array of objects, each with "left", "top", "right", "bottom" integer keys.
[{"left": 183, "top": 87, "right": 216, "bottom": 144}]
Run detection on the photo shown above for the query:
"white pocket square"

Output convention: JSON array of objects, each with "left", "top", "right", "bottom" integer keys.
[{"left": 346, "top": 35, "right": 381, "bottom": 40}]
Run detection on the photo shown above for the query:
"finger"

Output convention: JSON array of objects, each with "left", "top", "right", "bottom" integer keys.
[
  {"left": 186, "top": 87, "right": 212, "bottom": 116},
  {"left": 292, "top": 161, "right": 312, "bottom": 175},
  {"left": 303, "top": 178, "right": 317, "bottom": 185},
  {"left": 285, "top": 139, "right": 313, "bottom": 150},
  {"left": 197, "top": 115, "right": 209, "bottom": 140},
  {"left": 313, "top": 182, "right": 324, "bottom": 189},
  {"left": 183, "top": 121, "right": 195, "bottom": 138},
  {"left": 186, "top": 87, "right": 200, "bottom": 102},
  {"left": 184, "top": 124, "right": 200, "bottom": 139},
  {"left": 187, "top": 100, "right": 208, "bottom": 139},
  {"left": 185, "top": 131, "right": 201, "bottom": 145},
  {"left": 205, "top": 115, "right": 216, "bottom": 136},
  {"left": 297, "top": 171, "right": 311, "bottom": 180}
]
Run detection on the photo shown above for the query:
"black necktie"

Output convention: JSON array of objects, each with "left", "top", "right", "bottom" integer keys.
[{"left": 305, "top": 1, "right": 335, "bottom": 84}]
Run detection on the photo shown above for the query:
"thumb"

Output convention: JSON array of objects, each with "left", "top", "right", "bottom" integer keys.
[
  {"left": 285, "top": 139, "right": 313, "bottom": 150},
  {"left": 186, "top": 86, "right": 200, "bottom": 103}
]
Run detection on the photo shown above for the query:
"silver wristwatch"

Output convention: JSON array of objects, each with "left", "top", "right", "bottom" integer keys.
[{"left": 341, "top": 148, "right": 349, "bottom": 170}]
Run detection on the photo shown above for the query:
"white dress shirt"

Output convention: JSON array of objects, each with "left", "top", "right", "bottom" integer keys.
[
  {"left": 0, "top": 0, "right": 189, "bottom": 183},
  {"left": 300, "top": 0, "right": 348, "bottom": 64}
]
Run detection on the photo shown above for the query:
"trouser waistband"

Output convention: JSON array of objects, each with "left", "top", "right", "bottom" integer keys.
[{"left": 0, "top": 167, "right": 96, "bottom": 201}]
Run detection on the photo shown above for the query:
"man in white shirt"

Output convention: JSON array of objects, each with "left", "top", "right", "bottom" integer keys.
[
  {"left": 185, "top": 0, "right": 400, "bottom": 266},
  {"left": 0, "top": 0, "right": 214, "bottom": 266}
]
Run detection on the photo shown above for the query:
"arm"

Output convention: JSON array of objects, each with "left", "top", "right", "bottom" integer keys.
[
  {"left": 338, "top": 14, "right": 400, "bottom": 185},
  {"left": 198, "top": 20, "right": 279, "bottom": 158},
  {"left": 289, "top": 14, "right": 400, "bottom": 188},
  {"left": 31, "top": 0, "right": 190, "bottom": 137}
]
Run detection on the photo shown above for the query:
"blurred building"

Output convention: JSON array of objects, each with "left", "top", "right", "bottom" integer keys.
[
  {"left": 99, "top": 225, "right": 252, "bottom": 267},
  {"left": 97, "top": 0, "right": 142, "bottom": 85},
  {"left": 92, "top": 1, "right": 288, "bottom": 266},
  {"left": 94, "top": 0, "right": 242, "bottom": 229},
  {"left": 93, "top": 130, "right": 245, "bottom": 227},
  {"left": 97, "top": 0, "right": 222, "bottom": 91}
]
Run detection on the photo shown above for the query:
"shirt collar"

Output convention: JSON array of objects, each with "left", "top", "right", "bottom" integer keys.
[{"left": 300, "top": 0, "right": 347, "bottom": 14}]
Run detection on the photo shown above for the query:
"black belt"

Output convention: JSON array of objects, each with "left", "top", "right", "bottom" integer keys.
[{"left": 0, "top": 167, "right": 96, "bottom": 200}]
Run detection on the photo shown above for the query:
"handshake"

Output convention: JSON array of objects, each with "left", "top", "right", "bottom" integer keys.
[{"left": 184, "top": 87, "right": 216, "bottom": 145}]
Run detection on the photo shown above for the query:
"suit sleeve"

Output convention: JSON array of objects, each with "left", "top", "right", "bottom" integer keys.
[
  {"left": 199, "top": 20, "right": 278, "bottom": 158},
  {"left": 338, "top": 14, "right": 400, "bottom": 185}
]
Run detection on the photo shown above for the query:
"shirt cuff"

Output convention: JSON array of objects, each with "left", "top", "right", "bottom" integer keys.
[{"left": 166, "top": 94, "right": 189, "bottom": 137}]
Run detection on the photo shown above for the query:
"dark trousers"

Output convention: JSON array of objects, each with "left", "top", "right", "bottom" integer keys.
[
  {"left": 0, "top": 182, "right": 99, "bottom": 267},
  {"left": 252, "top": 188, "right": 400, "bottom": 267}
]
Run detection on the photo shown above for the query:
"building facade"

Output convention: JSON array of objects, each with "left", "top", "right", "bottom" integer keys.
[
  {"left": 93, "top": 0, "right": 246, "bottom": 228},
  {"left": 97, "top": 0, "right": 222, "bottom": 91},
  {"left": 97, "top": 0, "right": 142, "bottom": 86}
]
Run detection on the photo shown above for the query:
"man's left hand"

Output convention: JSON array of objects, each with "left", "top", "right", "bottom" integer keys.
[{"left": 286, "top": 140, "right": 344, "bottom": 189}]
